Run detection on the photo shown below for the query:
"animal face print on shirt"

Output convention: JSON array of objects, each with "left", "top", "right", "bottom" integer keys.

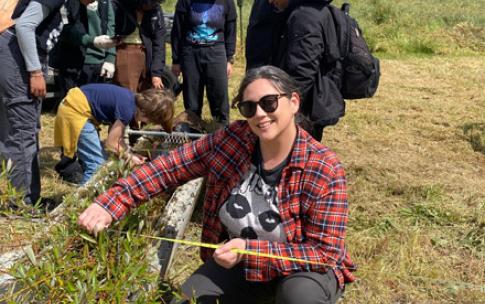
[{"left": 219, "top": 165, "right": 285, "bottom": 242}]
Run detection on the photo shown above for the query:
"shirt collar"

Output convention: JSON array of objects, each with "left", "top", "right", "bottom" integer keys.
[{"left": 236, "top": 121, "right": 310, "bottom": 171}]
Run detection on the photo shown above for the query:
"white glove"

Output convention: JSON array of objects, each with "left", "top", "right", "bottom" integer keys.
[
  {"left": 86, "top": 1, "right": 98, "bottom": 11},
  {"left": 93, "top": 35, "right": 117, "bottom": 49},
  {"left": 100, "top": 62, "right": 115, "bottom": 79}
]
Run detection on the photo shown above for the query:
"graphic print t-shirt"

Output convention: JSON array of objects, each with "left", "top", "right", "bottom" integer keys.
[
  {"left": 186, "top": 0, "right": 227, "bottom": 45},
  {"left": 219, "top": 144, "right": 290, "bottom": 242}
]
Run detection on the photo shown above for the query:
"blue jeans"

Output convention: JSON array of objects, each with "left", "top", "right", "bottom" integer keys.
[{"left": 77, "top": 121, "right": 107, "bottom": 185}]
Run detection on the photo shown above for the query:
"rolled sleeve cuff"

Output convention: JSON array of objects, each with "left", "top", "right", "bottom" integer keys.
[{"left": 94, "top": 194, "right": 129, "bottom": 221}]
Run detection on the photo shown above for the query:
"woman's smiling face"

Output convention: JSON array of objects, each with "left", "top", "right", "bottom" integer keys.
[{"left": 242, "top": 78, "right": 299, "bottom": 144}]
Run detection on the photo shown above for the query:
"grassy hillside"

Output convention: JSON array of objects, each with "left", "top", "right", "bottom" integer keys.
[
  {"left": 1, "top": 0, "right": 484, "bottom": 303},
  {"left": 162, "top": 0, "right": 485, "bottom": 57}
]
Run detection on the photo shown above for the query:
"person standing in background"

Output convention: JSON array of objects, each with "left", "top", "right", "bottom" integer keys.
[
  {"left": 246, "top": 0, "right": 343, "bottom": 142},
  {"left": 0, "top": 0, "right": 111, "bottom": 205},
  {"left": 111, "top": 0, "right": 166, "bottom": 92},
  {"left": 49, "top": 0, "right": 118, "bottom": 100},
  {"left": 171, "top": 0, "right": 236, "bottom": 126}
]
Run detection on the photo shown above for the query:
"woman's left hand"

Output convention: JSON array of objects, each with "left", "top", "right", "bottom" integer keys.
[
  {"left": 152, "top": 76, "right": 164, "bottom": 89},
  {"left": 213, "top": 238, "right": 246, "bottom": 269}
]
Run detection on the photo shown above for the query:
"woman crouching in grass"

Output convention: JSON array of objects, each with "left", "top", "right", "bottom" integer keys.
[
  {"left": 54, "top": 83, "right": 174, "bottom": 185},
  {"left": 78, "top": 66, "right": 356, "bottom": 303}
]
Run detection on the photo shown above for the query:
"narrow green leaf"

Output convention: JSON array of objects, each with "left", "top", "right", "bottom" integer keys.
[
  {"left": 24, "top": 246, "right": 37, "bottom": 266},
  {"left": 80, "top": 233, "right": 97, "bottom": 244}
]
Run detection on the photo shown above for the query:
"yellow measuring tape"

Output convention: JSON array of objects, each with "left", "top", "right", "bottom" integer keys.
[{"left": 135, "top": 233, "right": 334, "bottom": 268}]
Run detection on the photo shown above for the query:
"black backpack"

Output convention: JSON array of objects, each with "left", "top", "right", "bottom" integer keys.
[{"left": 328, "top": 2, "right": 380, "bottom": 99}]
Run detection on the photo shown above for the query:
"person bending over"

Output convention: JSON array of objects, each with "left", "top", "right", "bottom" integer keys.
[
  {"left": 77, "top": 66, "right": 355, "bottom": 304},
  {"left": 54, "top": 83, "right": 174, "bottom": 185}
]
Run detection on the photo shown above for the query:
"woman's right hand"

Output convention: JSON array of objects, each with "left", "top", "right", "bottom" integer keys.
[
  {"left": 171, "top": 64, "right": 181, "bottom": 77},
  {"left": 78, "top": 203, "right": 113, "bottom": 235}
]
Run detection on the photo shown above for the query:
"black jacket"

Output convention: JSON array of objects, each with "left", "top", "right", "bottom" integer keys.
[
  {"left": 273, "top": 2, "right": 345, "bottom": 124},
  {"left": 245, "top": 0, "right": 332, "bottom": 71},
  {"left": 111, "top": 0, "right": 166, "bottom": 77}
]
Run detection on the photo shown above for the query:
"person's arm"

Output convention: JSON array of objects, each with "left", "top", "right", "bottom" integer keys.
[
  {"left": 15, "top": 1, "right": 51, "bottom": 97},
  {"left": 224, "top": 0, "right": 237, "bottom": 63},
  {"left": 243, "top": 154, "right": 349, "bottom": 280},
  {"left": 15, "top": 1, "right": 51, "bottom": 72},
  {"left": 171, "top": 0, "right": 186, "bottom": 69},
  {"left": 105, "top": 0, "right": 116, "bottom": 64},
  {"left": 149, "top": 6, "right": 166, "bottom": 80},
  {"left": 78, "top": 127, "right": 226, "bottom": 233},
  {"left": 282, "top": 6, "right": 325, "bottom": 105},
  {"left": 104, "top": 119, "right": 127, "bottom": 155}
]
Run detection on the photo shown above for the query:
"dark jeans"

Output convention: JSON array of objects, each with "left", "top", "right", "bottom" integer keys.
[
  {"left": 0, "top": 30, "right": 42, "bottom": 204},
  {"left": 181, "top": 44, "right": 229, "bottom": 124},
  {"left": 171, "top": 259, "right": 342, "bottom": 304}
]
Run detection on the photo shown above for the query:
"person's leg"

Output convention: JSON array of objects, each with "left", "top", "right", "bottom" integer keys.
[
  {"left": 79, "top": 63, "right": 103, "bottom": 85},
  {"left": 275, "top": 270, "right": 342, "bottom": 304},
  {"left": 0, "top": 31, "right": 42, "bottom": 204},
  {"left": 203, "top": 45, "right": 229, "bottom": 125},
  {"left": 76, "top": 121, "right": 107, "bottom": 185},
  {"left": 171, "top": 259, "right": 273, "bottom": 304},
  {"left": 181, "top": 46, "right": 204, "bottom": 117}
]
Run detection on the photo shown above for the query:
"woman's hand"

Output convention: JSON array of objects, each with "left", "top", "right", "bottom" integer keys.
[
  {"left": 213, "top": 238, "right": 246, "bottom": 269},
  {"left": 152, "top": 76, "right": 164, "bottom": 89},
  {"left": 30, "top": 71, "right": 46, "bottom": 97},
  {"left": 78, "top": 203, "right": 113, "bottom": 235}
]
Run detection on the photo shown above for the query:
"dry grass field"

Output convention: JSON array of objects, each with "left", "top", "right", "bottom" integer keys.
[{"left": 1, "top": 56, "right": 484, "bottom": 303}]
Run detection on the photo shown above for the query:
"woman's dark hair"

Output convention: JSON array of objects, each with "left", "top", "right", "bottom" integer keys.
[
  {"left": 231, "top": 65, "right": 300, "bottom": 108},
  {"left": 135, "top": 89, "right": 174, "bottom": 132}
]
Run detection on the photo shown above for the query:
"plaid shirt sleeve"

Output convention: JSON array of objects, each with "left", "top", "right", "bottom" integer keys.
[
  {"left": 244, "top": 152, "right": 349, "bottom": 282},
  {"left": 94, "top": 129, "right": 224, "bottom": 220}
]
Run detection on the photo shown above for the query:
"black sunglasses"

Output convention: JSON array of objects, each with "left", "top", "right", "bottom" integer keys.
[{"left": 237, "top": 94, "right": 289, "bottom": 118}]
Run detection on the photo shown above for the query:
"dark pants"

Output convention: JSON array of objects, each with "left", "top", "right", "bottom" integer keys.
[
  {"left": 0, "top": 30, "right": 42, "bottom": 204},
  {"left": 58, "top": 63, "right": 105, "bottom": 99},
  {"left": 181, "top": 44, "right": 229, "bottom": 124},
  {"left": 172, "top": 259, "right": 342, "bottom": 304}
]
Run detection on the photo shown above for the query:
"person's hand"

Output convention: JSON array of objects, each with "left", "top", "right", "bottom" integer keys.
[
  {"left": 213, "top": 238, "right": 246, "bottom": 269},
  {"left": 171, "top": 64, "right": 181, "bottom": 77},
  {"left": 78, "top": 203, "right": 113, "bottom": 235},
  {"left": 226, "top": 62, "right": 233, "bottom": 78},
  {"left": 152, "top": 76, "right": 164, "bottom": 89},
  {"left": 93, "top": 35, "right": 117, "bottom": 49},
  {"left": 126, "top": 152, "right": 147, "bottom": 167},
  {"left": 100, "top": 62, "right": 115, "bottom": 79},
  {"left": 30, "top": 71, "right": 46, "bottom": 98}
]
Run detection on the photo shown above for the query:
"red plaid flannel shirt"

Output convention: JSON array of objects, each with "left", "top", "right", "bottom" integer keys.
[{"left": 95, "top": 120, "right": 356, "bottom": 288}]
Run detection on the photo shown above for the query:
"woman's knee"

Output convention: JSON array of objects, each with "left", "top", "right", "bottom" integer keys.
[{"left": 275, "top": 271, "right": 340, "bottom": 304}]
